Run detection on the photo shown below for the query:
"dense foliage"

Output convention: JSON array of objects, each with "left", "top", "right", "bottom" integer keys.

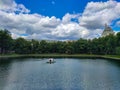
[
  {"left": 0, "top": 29, "right": 120, "bottom": 55},
  {"left": 0, "top": 30, "right": 13, "bottom": 54}
]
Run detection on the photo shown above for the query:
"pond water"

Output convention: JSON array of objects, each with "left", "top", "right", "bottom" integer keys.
[{"left": 0, "top": 58, "right": 120, "bottom": 90}]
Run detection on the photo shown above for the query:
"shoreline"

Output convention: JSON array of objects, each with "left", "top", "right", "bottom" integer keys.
[{"left": 0, "top": 54, "right": 120, "bottom": 61}]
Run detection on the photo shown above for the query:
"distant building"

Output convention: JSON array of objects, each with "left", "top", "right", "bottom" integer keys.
[{"left": 102, "top": 24, "right": 114, "bottom": 37}]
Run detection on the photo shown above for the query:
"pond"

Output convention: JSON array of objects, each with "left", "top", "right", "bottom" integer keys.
[{"left": 0, "top": 58, "right": 120, "bottom": 90}]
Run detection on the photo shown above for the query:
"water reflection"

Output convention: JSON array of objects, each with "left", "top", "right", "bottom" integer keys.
[
  {"left": 109, "top": 60, "right": 120, "bottom": 67},
  {"left": 0, "top": 59, "right": 13, "bottom": 90},
  {"left": 0, "top": 58, "right": 120, "bottom": 90}
]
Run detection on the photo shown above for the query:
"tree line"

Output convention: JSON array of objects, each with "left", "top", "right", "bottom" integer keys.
[{"left": 0, "top": 29, "right": 120, "bottom": 55}]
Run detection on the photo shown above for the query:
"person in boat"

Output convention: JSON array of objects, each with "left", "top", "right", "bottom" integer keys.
[
  {"left": 49, "top": 58, "right": 54, "bottom": 63},
  {"left": 49, "top": 59, "right": 52, "bottom": 63}
]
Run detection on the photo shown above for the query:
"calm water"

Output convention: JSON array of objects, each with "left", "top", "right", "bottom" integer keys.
[{"left": 0, "top": 58, "right": 120, "bottom": 90}]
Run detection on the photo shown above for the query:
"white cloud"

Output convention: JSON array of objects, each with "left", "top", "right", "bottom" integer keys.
[
  {"left": 80, "top": 0, "right": 120, "bottom": 29},
  {"left": 116, "top": 21, "right": 120, "bottom": 26},
  {"left": 62, "top": 13, "right": 80, "bottom": 24},
  {"left": 0, "top": 0, "right": 120, "bottom": 40},
  {"left": 0, "top": 0, "right": 15, "bottom": 9},
  {"left": 11, "top": 33, "right": 21, "bottom": 39},
  {"left": 0, "top": 0, "right": 30, "bottom": 13}
]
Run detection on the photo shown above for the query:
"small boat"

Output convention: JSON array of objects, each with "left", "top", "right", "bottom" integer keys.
[{"left": 46, "top": 58, "right": 56, "bottom": 64}]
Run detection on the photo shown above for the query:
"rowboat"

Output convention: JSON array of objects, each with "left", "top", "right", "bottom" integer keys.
[{"left": 46, "top": 58, "right": 56, "bottom": 64}]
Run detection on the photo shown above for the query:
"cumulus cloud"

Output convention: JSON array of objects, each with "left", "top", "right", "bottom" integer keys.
[
  {"left": 0, "top": 0, "right": 14, "bottom": 9},
  {"left": 116, "top": 21, "right": 120, "bottom": 26},
  {"left": 80, "top": 0, "right": 120, "bottom": 30},
  {"left": 0, "top": 0, "right": 30, "bottom": 13},
  {"left": 0, "top": 0, "right": 120, "bottom": 40},
  {"left": 0, "top": 9, "right": 87, "bottom": 40},
  {"left": 62, "top": 13, "right": 80, "bottom": 24}
]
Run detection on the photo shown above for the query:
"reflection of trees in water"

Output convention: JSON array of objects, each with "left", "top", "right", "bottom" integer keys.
[
  {"left": 0, "top": 59, "right": 12, "bottom": 90},
  {"left": 110, "top": 60, "right": 120, "bottom": 68}
]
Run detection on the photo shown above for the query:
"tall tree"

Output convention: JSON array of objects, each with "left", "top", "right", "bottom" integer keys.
[
  {"left": 116, "top": 32, "right": 120, "bottom": 46},
  {"left": 14, "top": 38, "right": 31, "bottom": 54},
  {"left": 31, "top": 39, "right": 40, "bottom": 54},
  {"left": 0, "top": 29, "right": 13, "bottom": 54}
]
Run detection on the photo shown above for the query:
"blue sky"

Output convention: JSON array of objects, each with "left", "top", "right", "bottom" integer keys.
[
  {"left": 0, "top": 0, "right": 120, "bottom": 40},
  {"left": 15, "top": 0, "right": 108, "bottom": 18}
]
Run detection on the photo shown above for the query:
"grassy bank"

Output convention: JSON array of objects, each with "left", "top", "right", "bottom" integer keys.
[{"left": 0, "top": 54, "right": 120, "bottom": 60}]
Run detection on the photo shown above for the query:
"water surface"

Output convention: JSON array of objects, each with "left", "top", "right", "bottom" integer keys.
[{"left": 0, "top": 58, "right": 120, "bottom": 90}]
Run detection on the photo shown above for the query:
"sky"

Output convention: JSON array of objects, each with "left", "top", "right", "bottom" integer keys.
[{"left": 0, "top": 0, "right": 120, "bottom": 40}]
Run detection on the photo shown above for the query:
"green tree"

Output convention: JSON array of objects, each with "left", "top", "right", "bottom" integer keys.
[
  {"left": 103, "top": 34, "right": 116, "bottom": 54},
  {"left": 14, "top": 38, "right": 31, "bottom": 54},
  {"left": 31, "top": 39, "right": 40, "bottom": 54},
  {"left": 39, "top": 40, "right": 49, "bottom": 53},
  {"left": 74, "top": 39, "right": 88, "bottom": 54},
  {"left": 116, "top": 32, "right": 120, "bottom": 46},
  {"left": 48, "top": 42, "right": 58, "bottom": 53},
  {"left": 0, "top": 29, "right": 13, "bottom": 54},
  {"left": 115, "top": 47, "right": 120, "bottom": 55},
  {"left": 65, "top": 41, "right": 74, "bottom": 54}
]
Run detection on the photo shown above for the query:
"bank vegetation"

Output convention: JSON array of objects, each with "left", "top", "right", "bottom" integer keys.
[{"left": 0, "top": 29, "right": 120, "bottom": 58}]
